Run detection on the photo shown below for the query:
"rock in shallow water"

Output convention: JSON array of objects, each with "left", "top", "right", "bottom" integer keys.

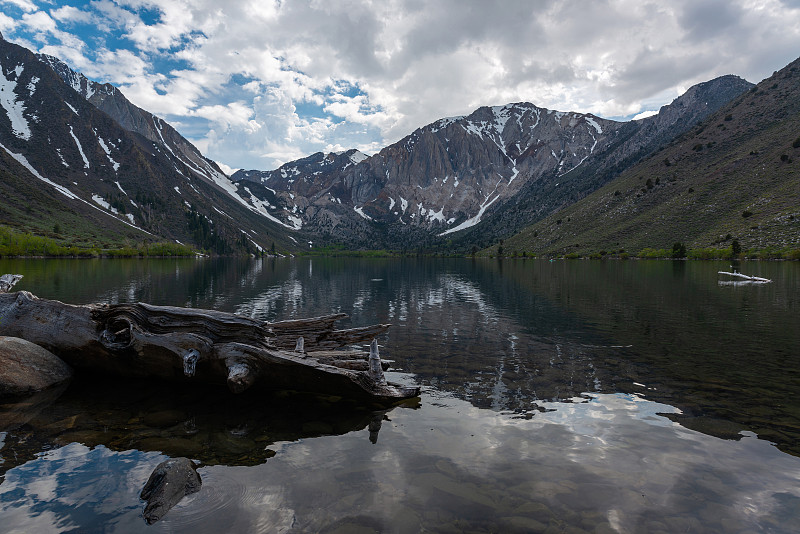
[
  {"left": 0, "top": 336, "right": 73, "bottom": 397},
  {"left": 140, "top": 457, "right": 202, "bottom": 524}
]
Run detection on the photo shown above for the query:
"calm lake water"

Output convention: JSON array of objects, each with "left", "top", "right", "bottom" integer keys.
[{"left": 1, "top": 257, "right": 799, "bottom": 533}]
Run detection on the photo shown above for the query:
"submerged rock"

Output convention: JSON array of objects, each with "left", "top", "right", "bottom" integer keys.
[
  {"left": 0, "top": 336, "right": 73, "bottom": 397},
  {"left": 0, "top": 384, "right": 68, "bottom": 432},
  {"left": 140, "top": 457, "right": 202, "bottom": 524}
]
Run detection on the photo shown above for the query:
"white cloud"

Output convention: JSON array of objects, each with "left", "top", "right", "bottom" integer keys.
[
  {"left": 0, "top": 13, "right": 17, "bottom": 34},
  {"left": 50, "top": 6, "right": 95, "bottom": 24},
  {"left": 0, "top": 0, "right": 37, "bottom": 13},
  {"left": 4, "top": 0, "right": 800, "bottom": 171},
  {"left": 632, "top": 110, "right": 659, "bottom": 120},
  {"left": 191, "top": 102, "right": 255, "bottom": 131},
  {"left": 215, "top": 160, "right": 238, "bottom": 176}
]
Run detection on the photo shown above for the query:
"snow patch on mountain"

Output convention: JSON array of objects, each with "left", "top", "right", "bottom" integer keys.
[
  {"left": 1, "top": 65, "right": 31, "bottom": 140},
  {"left": 96, "top": 134, "right": 120, "bottom": 171},
  {"left": 354, "top": 206, "right": 372, "bottom": 220},
  {"left": 213, "top": 206, "right": 232, "bottom": 219},
  {"left": 430, "top": 116, "right": 463, "bottom": 133},
  {"left": 585, "top": 116, "right": 603, "bottom": 134},
  {"left": 0, "top": 142, "right": 76, "bottom": 199},
  {"left": 92, "top": 194, "right": 118, "bottom": 214},
  {"left": 153, "top": 117, "right": 177, "bottom": 158},
  {"left": 56, "top": 148, "right": 69, "bottom": 168},
  {"left": 463, "top": 121, "right": 485, "bottom": 139},
  {"left": 68, "top": 126, "right": 90, "bottom": 168},
  {"left": 26, "top": 76, "right": 39, "bottom": 96},
  {"left": 349, "top": 150, "right": 368, "bottom": 164},
  {"left": 2, "top": 138, "right": 149, "bottom": 233},
  {"left": 439, "top": 194, "right": 501, "bottom": 236},
  {"left": 242, "top": 186, "right": 302, "bottom": 230},
  {"left": 427, "top": 206, "right": 446, "bottom": 223},
  {"left": 491, "top": 105, "right": 513, "bottom": 134}
]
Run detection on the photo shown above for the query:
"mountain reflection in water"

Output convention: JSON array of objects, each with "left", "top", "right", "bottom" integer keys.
[{"left": 1, "top": 257, "right": 799, "bottom": 532}]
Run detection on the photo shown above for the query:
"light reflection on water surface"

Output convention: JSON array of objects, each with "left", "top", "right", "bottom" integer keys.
[{"left": 1, "top": 257, "right": 799, "bottom": 533}]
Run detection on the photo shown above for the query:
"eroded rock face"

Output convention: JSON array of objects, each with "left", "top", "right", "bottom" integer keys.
[{"left": 0, "top": 336, "right": 73, "bottom": 397}]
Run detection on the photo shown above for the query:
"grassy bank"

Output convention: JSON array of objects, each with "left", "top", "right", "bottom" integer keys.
[
  {"left": 0, "top": 226, "right": 197, "bottom": 258},
  {"left": 299, "top": 245, "right": 399, "bottom": 257},
  {"left": 482, "top": 241, "right": 800, "bottom": 260}
]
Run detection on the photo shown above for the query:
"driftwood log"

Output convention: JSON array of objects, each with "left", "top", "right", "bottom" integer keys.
[{"left": 0, "top": 275, "right": 419, "bottom": 403}]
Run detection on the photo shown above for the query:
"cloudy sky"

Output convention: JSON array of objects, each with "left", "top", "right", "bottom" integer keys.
[{"left": 2, "top": 0, "right": 800, "bottom": 173}]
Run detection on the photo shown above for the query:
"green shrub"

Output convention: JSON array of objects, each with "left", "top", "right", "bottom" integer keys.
[
  {"left": 672, "top": 242, "right": 687, "bottom": 258},
  {"left": 637, "top": 248, "right": 671, "bottom": 259},
  {"left": 0, "top": 225, "right": 194, "bottom": 258},
  {"left": 687, "top": 247, "right": 730, "bottom": 260}
]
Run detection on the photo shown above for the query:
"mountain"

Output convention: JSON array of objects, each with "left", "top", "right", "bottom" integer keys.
[
  {"left": 233, "top": 78, "right": 753, "bottom": 251},
  {"left": 458, "top": 75, "right": 755, "bottom": 249},
  {"left": 1, "top": 29, "right": 768, "bottom": 255},
  {"left": 0, "top": 34, "right": 299, "bottom": 254},
  {"left": 38, "top": 54, "right": 237, "bottom": 199},
  {"left": 497, "top": 57, "right": 800, "bottom": 255},
  {"left": 234, "top": 104, "right": 625, "bottom": 249}
]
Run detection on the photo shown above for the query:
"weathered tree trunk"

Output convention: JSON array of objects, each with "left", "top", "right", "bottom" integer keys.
[
  {"left": 0, "top": 286, "right": 419, "bottom": 404},
  {"left": 0, "top": 274, "right": 23, "bottom": 294}
]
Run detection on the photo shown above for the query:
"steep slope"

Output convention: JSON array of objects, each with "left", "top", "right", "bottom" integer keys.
[
  {"left": 235, "top": 104, "right": 626, "bottom": 248},
  {"left": 452, "top": 75, "right": 754, "bottom": 250},
  {"left": 234, "top": 78, "right": 752, "bottom": 251},
  {"left": 499, "top": 57, "right": 800, "bottom": 255},
  {"left": 38, "top": 54, "right": 237, "bottom": 198},
  {"left": 0, "top": 35, "right": 299, "bottom": 254}
]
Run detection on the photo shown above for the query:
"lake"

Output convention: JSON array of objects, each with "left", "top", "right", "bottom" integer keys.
[{"left": 1, "top": 257, "right": 799, "bottom": 533}]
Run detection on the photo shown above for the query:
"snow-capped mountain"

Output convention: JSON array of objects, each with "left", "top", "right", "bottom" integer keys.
[
  {"left": 0, "top": 33, "right": 299, "bottom": 254},
  {"left": 457, "top": 74, "right": 755, "bottom": 247},
  {"left": 1, "top": 29, "right": 754, "bottom": 253},
  {"left": 233, "top": 75, "right": 753, "bottom": 250},
  {"left": 38, "top": 54, "right": 237, "bottom": 196},
  {"left": 234, "top": 104, "right": 624, "bottom": 246}
]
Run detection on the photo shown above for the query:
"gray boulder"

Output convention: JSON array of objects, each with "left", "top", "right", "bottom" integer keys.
[
  {"left": 0, "top": 336, "right": 73, "bottom": 397},
  {"left": 140, "top": 457, "right": 202, "bottom": 524}
]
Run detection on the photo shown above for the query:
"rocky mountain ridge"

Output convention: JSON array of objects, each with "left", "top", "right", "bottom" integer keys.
[
  {"left": 0, "top": 29, "right": 764, "bottom": 254},
  {"left": 233, "top": 77, "right": 753, "bottom": 250},
  {"left": 498, "top": 57, "right": 800, "bottom": 254},
  {"left": 459, "top": 74, "right": 755, "bottom": 248},
  {"left": 0, "top": 35, "right": 298, "bottom": 254}
]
